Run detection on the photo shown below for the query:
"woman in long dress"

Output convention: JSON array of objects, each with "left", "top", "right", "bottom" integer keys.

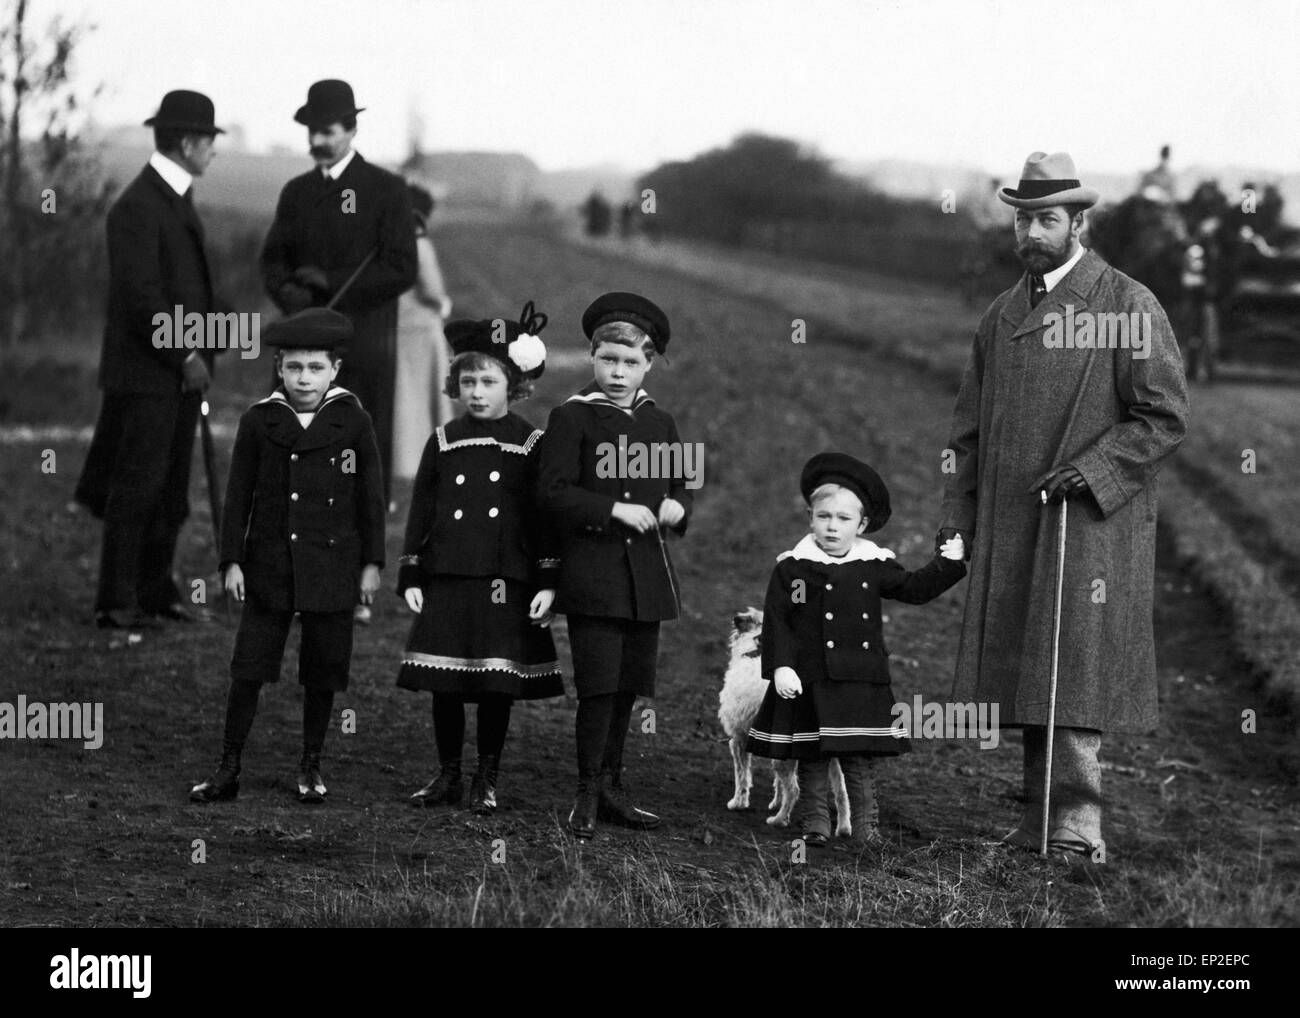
[{"left": 393, "top": 184, "right": 454, "bottom": 481}]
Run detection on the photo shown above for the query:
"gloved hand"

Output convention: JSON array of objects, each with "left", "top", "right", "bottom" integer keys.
[
  {"left": 277, "top": 281, "right": 315, "bottom": 313},
  {"left": 935, "top": 526, "right": 972, "bottom": 560},
  {"left": 181, "top": 353, "right": 211, "bottom": 393},
  {"left": 1030, "top": 464, "right": 1089, "bottom": 504},
  {"left": 294, "top": 265, "right": 330, "bottom": 292}
]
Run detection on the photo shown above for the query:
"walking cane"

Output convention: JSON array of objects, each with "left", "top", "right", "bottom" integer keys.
[
  {"left": 199, "top": 398, "right": 232, "bottom": 625},
  {"left": 1039, "top": 490, "right": 1069, "bottom": 856},
  {"left": 324, "top": 248, "right": 377, "bottom": 310}
]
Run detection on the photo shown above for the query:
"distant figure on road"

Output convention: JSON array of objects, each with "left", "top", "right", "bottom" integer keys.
[
  {"left": 619, "top": 200, "right": 636, "bottom": 239},
  {"left": 260, "top": 79, "right": 417, "bottom": 510},
  {"left": 76, "top": 90, "right": 227, "bottom": 632},
  {"left": 939, "top": 151, "right": 1189, "bottom": 861},
  {"left": 1137, "top": 144, "right": 1176, "bottom": 202},
  {"left": 582, "top": 189, "right": 612, "bottom": 237},
  {"left": 392, "top": 183, "right": 454, "bottom": 481}
]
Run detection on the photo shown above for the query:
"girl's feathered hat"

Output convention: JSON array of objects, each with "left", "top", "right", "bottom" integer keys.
[
  {"left": 445, "top": 301, "right": 548, "bottom": 382},
  {"left": 800, "top": 452, "right": 891, "bottom": 532}
]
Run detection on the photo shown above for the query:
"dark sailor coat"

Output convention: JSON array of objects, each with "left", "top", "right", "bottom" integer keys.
[
  {"left": 220, "top": 387, "right": 386, "bottom": 613},
  {"left": 537, "top": 383, "right": 693, "bottom": 622},
  {"left": 397, "top": 412, "right": 559, "bottom": 592},
  {"left": 761, "top": 535, "right": 967, "bottom": 686}
]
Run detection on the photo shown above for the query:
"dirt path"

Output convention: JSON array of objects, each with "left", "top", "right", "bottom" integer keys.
[{"left": 0, "top": 222, "right": 1296, "bottom": 927}]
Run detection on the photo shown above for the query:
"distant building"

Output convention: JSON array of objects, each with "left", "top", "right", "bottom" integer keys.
[{"left": 401, "top": 151, "right": 540, "bottom": 210}]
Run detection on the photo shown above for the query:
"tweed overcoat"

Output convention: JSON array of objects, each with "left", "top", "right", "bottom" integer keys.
[
  {"left": 220, "top": 387, "right": 386, "bottom": 613},
  {"left": 940, "top": 249, "right": 1189, "bottom": 733}
]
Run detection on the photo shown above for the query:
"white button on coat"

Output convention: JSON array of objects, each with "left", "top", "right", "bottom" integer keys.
[
  {"left": 453, "top": 509, "right": 463, "bottom": 520},
  {"left": 489, "top": 471, "right": 501, "bottom": 482},
  {"left": 488, "top": 507, "right": 499, "bottom": 518},
  {"left": 455, "top": 474, "right": 465, "bottom": 485}
]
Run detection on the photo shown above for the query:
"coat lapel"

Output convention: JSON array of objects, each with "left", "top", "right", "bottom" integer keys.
[{"left": 1007, "top": 249, "right": 1105, "bottom": 340}]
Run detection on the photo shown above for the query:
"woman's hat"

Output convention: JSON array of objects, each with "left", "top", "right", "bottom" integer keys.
[
  {"left": 446, "top": 301, "right": 549, "bottom": 382},
  {"left": 264, "top": 308, "right": 353, "bottom": 351},
  {"left": 143, "top": 90, "right": 225, "bottom": 135},
  {"left": 998, "top": 151, "right": 1099, "bottom": 209},
  {"left": 294, "top": 79, "right": 365, "bottom": 126},
  {"left": 582, "top": 291, "right": 671, "bottom": 355},
  {"left": 800, "top": 452, "right": 891, "bottom": 532}
]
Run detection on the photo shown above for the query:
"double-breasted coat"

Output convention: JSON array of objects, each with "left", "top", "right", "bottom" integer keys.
[
  {"left": 537, "top": 384, "right": 693, "bottom": 622},
  {"left": 220, "top": 387, "right": 386, "bottom": 614},
  {"left": 260, "top": 153, "right": 417, "bottom": 500},
  {"left": 76, "top": 160, "right": 226, "bottom": 612},
  {"left": 747, "top": 535, "right": 965, "bottom": 758},
  {"left": 395, "top": 412, "right": 562, "bottom": 698},
  {"left": 940, "top": 249, "right": 1189, "bottom": 734}
]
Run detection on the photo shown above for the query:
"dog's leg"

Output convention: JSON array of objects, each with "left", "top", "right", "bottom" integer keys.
[
  {"left": 727, "top": 734, "right": 752, "bottom": 810},
  {"left": 830, "top": 757, "right": 851, "bottom": 837},
  {"left": 767, "top": 759, "right": 798, "bottom": 827}
]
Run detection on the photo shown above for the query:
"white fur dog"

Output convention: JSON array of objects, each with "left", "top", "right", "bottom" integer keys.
[{"left": 718, "top": 607, "right": 849, "bottom": 835}]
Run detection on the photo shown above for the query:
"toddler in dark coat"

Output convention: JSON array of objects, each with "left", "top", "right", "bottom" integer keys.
[{"left": 747, "top": 453, "right": 965, "bottom": 847}]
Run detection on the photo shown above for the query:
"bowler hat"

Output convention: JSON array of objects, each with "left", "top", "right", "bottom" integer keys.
[
  {"left": 800, "top": 452, "right": 891, "bottom": 532},
  {"left": 294, "top": 79, "right": 365, "bottom": 127},
  {"left": 264, "top": 308, "right": 353, "bottom": 351},
  {"left": 999, "top": 151, "right": 1099, "bottom": 209},
  {"left": 582, "top": 291, "right": 671, "bottom": 355},
  {"left": 445, "top": 301, "right": 549, "bottom": 382},
  {"left": 143, "top": 90, "right": 224, "bottom": 135}
]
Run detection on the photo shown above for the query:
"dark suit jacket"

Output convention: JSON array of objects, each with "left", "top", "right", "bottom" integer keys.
[
  {"left": 259, "top": 153, "right": 416, "bottom": 375},
  {"left": 220, "top": 388, "right": 386, "bottom": 613},
  {"left": 537, "top": 384, "right": 693, "bottom": 621},
  {"left": 98, "top": 162, "right": 218, "bottom": 394}
]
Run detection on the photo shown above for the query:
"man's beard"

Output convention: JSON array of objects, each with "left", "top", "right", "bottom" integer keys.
[{"left": 1016, "top": 234, "right": 1072, "bottom": 275}]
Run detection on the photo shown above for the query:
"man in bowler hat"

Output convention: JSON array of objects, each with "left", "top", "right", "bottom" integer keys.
[
  {"left": 938, "top": 152, "right": 1189, "bottom": 859},
  {"left": 76, "top": 90, "right": 227, "bottom": 630},
  {"left": 260, "top": 79, "right": 417, "bottom": 515}
]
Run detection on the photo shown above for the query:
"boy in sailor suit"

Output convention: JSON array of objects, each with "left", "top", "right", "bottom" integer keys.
[{"left": 190, "top": 309, "right": 385, "bottom": 805}]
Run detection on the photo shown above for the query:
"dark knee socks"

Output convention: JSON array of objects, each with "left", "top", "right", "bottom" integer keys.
[
  {"left": 302, "top": 687, "right": 335, "bottom": 756},
  {"left": 222, "top": 680, "right": 261, "bottom": 752},
  {"left": 433, "top": 694, "right": 512, "bottom": 762},
  {"left": 576, "top": 692, "right": 636, "bottom": 781}
]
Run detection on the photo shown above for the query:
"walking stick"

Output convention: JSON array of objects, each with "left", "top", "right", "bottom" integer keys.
[
  {"left": 1039, "top": 491, "right": 1069, "bottom": 856},
  {"left": 324, "top": 248, "right": 377, "bottom": 310},
  {"left": 199, "top": 398, "right": 232, "bottom": 625}
]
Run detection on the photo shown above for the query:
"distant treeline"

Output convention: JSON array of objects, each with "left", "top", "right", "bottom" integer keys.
[{"left": 637, "top": 133, "right": 963, "bottom": 284}]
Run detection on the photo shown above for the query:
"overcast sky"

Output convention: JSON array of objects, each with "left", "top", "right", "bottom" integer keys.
[{"left": 42, "top": 0, "right": 1300, "bottom": 178}]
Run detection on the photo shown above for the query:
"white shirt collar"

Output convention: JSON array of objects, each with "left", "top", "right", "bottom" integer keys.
[
  {"left": 321, "top": 148, "right": 357, "bottom": 181},
  {"left": 149, "top": 151, "right": 193, "bottom": 197},
  {"left": 777, "top": 534, "right": 896, "bottom": 564},
  {"left": 1042, "top": 244, "right": 1086, "bottom": 292}
]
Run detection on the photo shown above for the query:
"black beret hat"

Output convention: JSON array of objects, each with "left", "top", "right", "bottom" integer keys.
[
  {"left": 265, "top": 308, "right": 353, "bottom": 351},
  {"left": 445, "top": 301, "right": 549, "bottom": 382},
  {"left": 582, "top": 291, "right": 671, "bottom": 355},
  {"left": 799, "top": 452, "right": 891, "bottom": 533}
]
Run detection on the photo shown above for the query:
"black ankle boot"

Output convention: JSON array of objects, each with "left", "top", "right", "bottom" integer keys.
[
  {"left": 468, "top": 755, "right": 499, "bottom": 814},
  {"left": 410, "top": 760, "right": 463, "bottom": 807},
  {"left": 598, "top": 769, "right": 661, "bottom": 830},
  {"left": 190, "top": 744, "right": 241, "bottom": 803},
  {"left": 297, "top": 750, "right": 326, "bottom": 804},
  {"left": 568, "top": 774, "right": 601, "bottom": 839}
]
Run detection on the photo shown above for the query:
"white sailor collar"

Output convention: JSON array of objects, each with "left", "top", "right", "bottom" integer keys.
[
  {"left": 777, "top": 534, "right": 896, "bottom": 564},
  {"left": 257, "top": 386, "right": 354, "bottom": 413},
  {"left": 565, "top": 385, "right": 655, "bottom": 415}
]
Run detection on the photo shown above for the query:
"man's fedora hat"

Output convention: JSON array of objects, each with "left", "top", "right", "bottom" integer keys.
[
  {"left": 143, "top": 90, "right": 224, "bottom": 135},
  {"left": 294, "top": 79, "right": 366, "bottom": 126},
  {"left": 998, "top": 152, "right": 1099, "bottom": 209}
]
